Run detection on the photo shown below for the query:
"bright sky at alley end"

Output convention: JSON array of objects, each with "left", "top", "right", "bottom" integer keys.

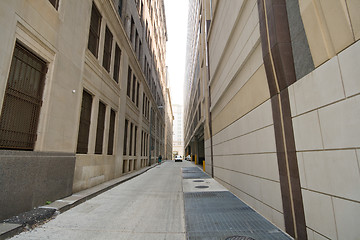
[{"left": 164, "top": 0, "right": 189, "bottom": 106}]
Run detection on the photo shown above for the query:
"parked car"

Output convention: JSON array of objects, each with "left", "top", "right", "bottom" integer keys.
[
  {"left": 174, "top": 155, "right": 182, "bottom": 162},
  {"left": 185, "top": 155, "right": 191, "bottom": 161}
]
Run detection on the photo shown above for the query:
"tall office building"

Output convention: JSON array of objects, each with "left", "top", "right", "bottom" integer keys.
[
  {"left": 172, "top": 104, "right": 184, "bottom": 157},
  {"left": 184, "top": 0, "right": 360, "bottom": 239},
  {"left": 0, "top": 0, "right": 170, "bottom": 221}
]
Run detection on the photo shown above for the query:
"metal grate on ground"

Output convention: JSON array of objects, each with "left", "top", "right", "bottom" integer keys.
[
  {"left": 184, "top": 191, "right": 292, "bottom": 240},
  {"left": 182, "top": 167, "right": 211, "bottom": 179},
  {"left": 182, "top": 167, "right": 203, "bottom": 173}
]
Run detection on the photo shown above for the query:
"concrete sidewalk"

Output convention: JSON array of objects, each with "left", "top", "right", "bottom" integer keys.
[
  {"left": 2, "top": 161, "right": 293, "bottom": 240},
  {"left": 0, "top": 162, "right": 160, "bottom": 240}
]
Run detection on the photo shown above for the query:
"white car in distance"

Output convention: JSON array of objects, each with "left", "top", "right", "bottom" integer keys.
[{"left": 174, "top": 155, "right": 183, "bottom": 162}]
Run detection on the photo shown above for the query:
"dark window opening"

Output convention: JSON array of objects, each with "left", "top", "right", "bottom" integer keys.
[
  {"left": 127, "top": 67, "right": 132, "bottom": 97},
  {"left": 107, "top": 109, "right": 116, "bottom": 155},
  {"left": 129, "top": 122, "right": 133, "bottom": 156},
  {"left": 0, "top": 42, "right": 47, "bottom": 150},
  {"left": 77, "top": 90, "right": 93, "bottom": 154},
  {"left": 132, "top": 76, "right": 136, "bottom": 102},
  {"left": 102, "top": 26, "right": 113, "bottom": 72},
  {"left": 118, "top": 0, "right": 123, "bottom": 17},
  {"left": 136, "top": 82, "right": 140, "bottom": 107},
  {"left": 48, "top": 0, "right": 59, "bottom": 10},
  {"left": 134, "top": 126, "right": 137, "bottom": 156},
  {"left": 88, "top": 3, "right": 102, "bottom": 58},
  {"left": 123, "top": 119, "right": 128, "bottom": 155},
  {"left": 113, "top": 44, "right": 121, "bottom": 83},
  {"left": 95, "top": 101, "right": 106, "bottom": 154}
]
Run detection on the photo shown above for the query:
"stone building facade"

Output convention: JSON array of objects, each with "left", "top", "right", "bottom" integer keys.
[
  {"left": 0, "top": 0, "right": 169, "bottom": 221},
  {"left": 184, "top": 0, "right": 360, "bottom": 239}
]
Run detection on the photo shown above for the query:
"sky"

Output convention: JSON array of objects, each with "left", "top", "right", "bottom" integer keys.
[{"left": 164, "top": 0, "right": 189, "bottom": 106}]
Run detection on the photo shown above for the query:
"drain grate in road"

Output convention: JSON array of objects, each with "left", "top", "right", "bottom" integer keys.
[
  {"left": 193, "top": 180, "right": 204, "bottom": 182},
  {"left": 195, "top": 185, "right": 209, "bottom": 189},
  {"left": 184, "top": 191, "right": 292, "bottom": 240}
]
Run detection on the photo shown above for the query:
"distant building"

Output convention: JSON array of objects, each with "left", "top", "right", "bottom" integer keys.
[
  {"left": 0, "top": 0, "right": 170, "bottom": 221},
  {"left": 184, "top": 0, "right": 360, "bottom": 239},
  {"left": 172, "top": 104, "right": 184, "bottom": 157}
]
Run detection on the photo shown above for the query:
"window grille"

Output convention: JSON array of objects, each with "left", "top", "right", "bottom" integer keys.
[
  {"left": 77, "top": 90, "right": 93, "bottom": 153},
  {"left": 132, "top": 76, "right": 136, "bottom": 102},
  {"left": 0, "top": 42, "right": 47, "bottom": 150},
  {"left": 123, "top": 119, "right": 128, "bottom": 155},
  {"left": 88, "top": 3, "right": 102, "bottom": 58},
  {"left": 113, "top": 44, "right": 121, "bottom": 83},
  {"left": 134, "top": 126, "right": 137, "bottom": 156},
  {"left": 107, "top": 109, "right": 115, "bottom": 155},
  {"left": 127, "top": 67, "right": 132, "bottom": 97},
  {"left": 129, "top": 123, "right": 133, "bottom": 156},
  {"left": 102, "top": 26, "right": 113, "bottom": 72},
  {"left": 95, "top": 101, "right": 106, "bottom": 154},
  {"left": 136, "top": 82, "right": 140, "bottom": 107}
]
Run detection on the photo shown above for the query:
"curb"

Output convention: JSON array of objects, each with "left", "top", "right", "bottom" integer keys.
[{"left": 0, "top": 163, "right": 159, "bottom": 240}]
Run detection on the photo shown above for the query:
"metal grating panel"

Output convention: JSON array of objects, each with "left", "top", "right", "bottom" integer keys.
[
  {"left": 184, "top": 191, "right": 292, "bottom": 240},
  {"left": 182, "top": 172, "right": 211, "bottom": 179},
  {"left": 0, "top": 42, "right": 46, "bottom": 150}
]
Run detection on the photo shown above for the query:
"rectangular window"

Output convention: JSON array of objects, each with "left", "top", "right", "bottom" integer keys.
[
  {"left": 129, "top": 123, "right": 133, "bottom": 156},
  {"left": 107, "top": 109, "right": 116, "bottom": 155},
  {"left": 130, "top": 17, "right": 135, "bottom": 43},
  {"left": 88, "top": 3, "right": 102, "bottom": 58},
  {"left": 0, "top": 42, "right": 47, "bottom": 150},
  {"left": 136, "top": 82, "right": 140, "bottom": 107},
  {"left": 102, "top": 26, "right": 113, "bottom": 72},
  {"left": 127, "top": 67, "right": 132, "bottom": 97},
  {"left": 135, "top": 30, "right": 139, "bottom": 54},
  {"left": 134, "top": 126, "right": 137, "bottom": 156},
  {"left": 138, "top": 41, "right": 142, "bottom": 60},
  {"left": 142, "top": 93, "right": 145, "bottom": 115},
  {"left": 95, "top": 101, "right": 106, "bottom": 154},
  {"left": 76, "top": 90, "right": 93, "bottom": 153},
  {"left": 118, "top": 0, "right": 123, "bottom": 17},
  {"left": 132, "top": 76, "right": 136, "bottom": 102},
  {"left": 48, "top": 0, "right": 59, "bottom": 9},
  {"left": 141, "top": 131, "right": 143, "bottom": 156},
  {"left": 113, "top": 44, "right": 121, "bottom": 83},
  {"left": 123, "top": 119, "right": 128, "bottom": 155}
]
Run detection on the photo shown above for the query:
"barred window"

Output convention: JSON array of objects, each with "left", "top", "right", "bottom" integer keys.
[
  {"left": 118, "top": 0, "right": 123, "bottom": 17},
  {"left": 129, "top": 122, "right": 133, "bottom": 156},
  {"left": 107, "top": 109, "right": 116, "bottom": 155},
  {"left": 95, "top": 101, "right": 106, "bottom": 154},
  {"left": 136, "top": 82, "right": 140, "bottom": 107},
  {"left": 102, "top": 26, "right": 113, "bottom": 72},
  {"left": 0, "top": 42, "right": 47, "bottom": 150},
  {"left": 113, "top": 44, "right": 121, "bottom": 83},
  {"left": 130, "top": 17, "right": 135, "bottom": 43},
  {"left": 127, "top": 67, "right": 132, "bottom": 97},
  {"left": 123, "top": 119, "right": 128, "bottom": 155},
  {"left": 132, "top": 76, "right": 136, "bottom": 102},
  {"left": 134, "top": 126, "right": 137, "bottom": 156},
  {"left": 88, "top": 3, "right": 102, "bottom": 58},
  {"left": 76, "top": 90, "right": 93, "bottom": 154}
]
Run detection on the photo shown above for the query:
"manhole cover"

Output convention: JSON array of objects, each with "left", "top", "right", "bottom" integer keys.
[
  {"left": 225, "top": 237, "right": 255, "bottom": 240},
  {"left": 195, "top": 185, "right": 209, "bottom": 189},
  {"left": 193, "top": 180, "right": 204, "bottom": 182}
]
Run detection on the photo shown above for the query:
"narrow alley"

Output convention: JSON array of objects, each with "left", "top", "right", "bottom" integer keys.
[{"left": 8, "top": 161, "right": 291, "bottom": 240}]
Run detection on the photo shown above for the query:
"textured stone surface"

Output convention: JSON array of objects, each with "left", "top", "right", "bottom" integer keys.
[{"left": 0, "top": 151, "right": 75, "bottom": 221}]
